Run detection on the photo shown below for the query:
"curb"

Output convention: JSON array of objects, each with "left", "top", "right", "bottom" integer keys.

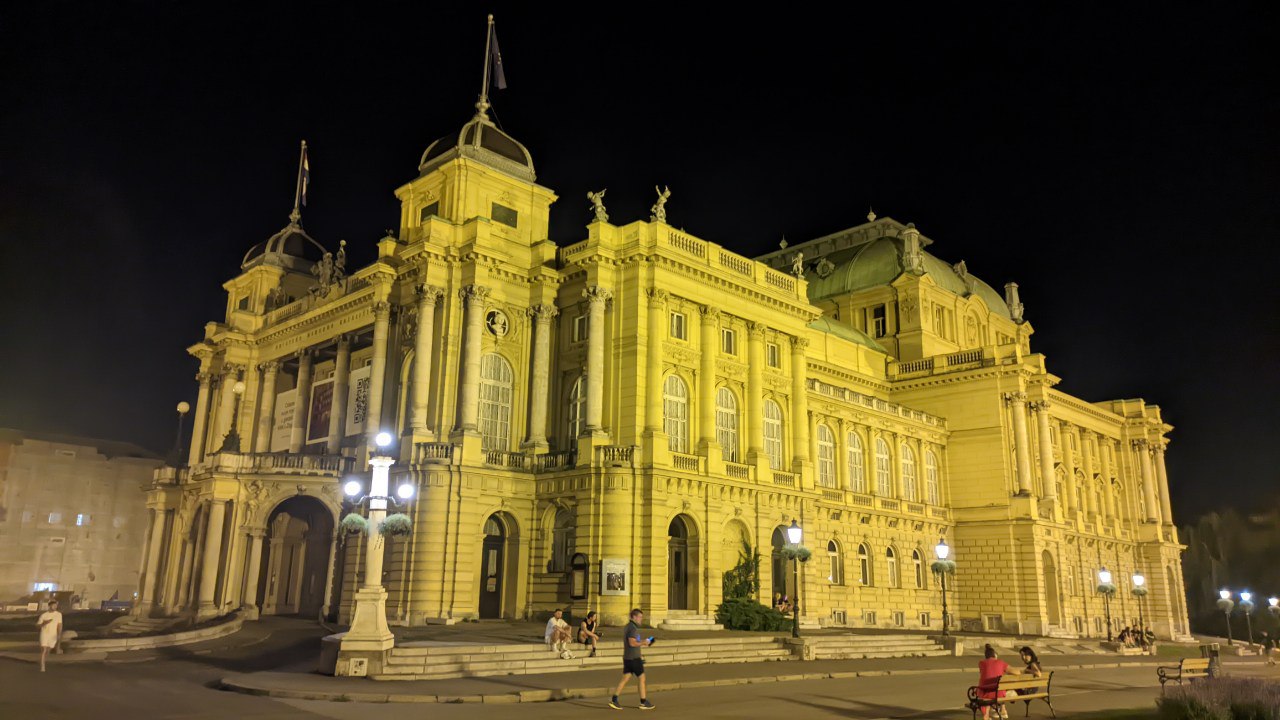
[{"left": 219, "top": 660, "right": 1171, "bottom": 704}]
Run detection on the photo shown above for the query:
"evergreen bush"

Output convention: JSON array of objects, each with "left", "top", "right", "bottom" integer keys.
[{"left": 714, "top": 597, "right": 793, "bottom": 632}]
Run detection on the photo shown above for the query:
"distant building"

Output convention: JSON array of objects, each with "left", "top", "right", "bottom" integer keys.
[
  {"left": 0, "top": 429, "right": 162, "bottom": 606},
  {"left": 137, "top": 95, "right": 1192, "bottom": 640}
]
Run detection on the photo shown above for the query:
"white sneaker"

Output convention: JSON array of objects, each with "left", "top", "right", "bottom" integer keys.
[{"left": 560, "top": 650, "right": 574, "bottom": 660}]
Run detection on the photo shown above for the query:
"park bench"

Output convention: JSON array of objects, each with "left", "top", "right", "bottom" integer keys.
[
  {"left": 1157, "top": 657, "right": 1210, "bottom": 693},
  {"left": 966, "top": 672, "right": 1055, "bottom": 719}
]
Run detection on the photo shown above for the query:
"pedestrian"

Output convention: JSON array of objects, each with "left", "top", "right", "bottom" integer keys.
[
  {"left": 609, "top": 608, "right": 655, "bottom": 710},
  {"left": 578, "top": 610, "right": 603, "bottom": 658},
  {"left": 1261, "top": 631, "right": 1276, "bottom": 666},
  {"left": 976, "top": 644, "right": 1012, "bottom": 719},
  {"left": 544, "top": 608, "right": 573, "bottom": 659},
  {"left": 37, "top": 600, "right": 63, "bottom": 672}
]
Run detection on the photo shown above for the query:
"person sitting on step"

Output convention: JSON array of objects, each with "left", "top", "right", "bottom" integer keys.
[
  {"left": 544, "top": 608, "right": 574, "bottom": 659},
  {"left": 578, "top": 610, "right": 603, "bottom": 658}
]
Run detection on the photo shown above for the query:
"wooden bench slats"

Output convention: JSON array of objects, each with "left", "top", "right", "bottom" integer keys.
[
  {"left": 1157, "top": 657, "right": 1213, "bottom": 694},
  {"left": 967, "top": 671, "right": 1056, "bottom": 718}
]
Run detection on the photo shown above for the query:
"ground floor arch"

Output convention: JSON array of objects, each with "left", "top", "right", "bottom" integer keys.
[
  {"left": 667, "top": 514, "right": 700, "bottom": 611},
  {"left": 257, "top": 495, "right": 334, "bottom": 618},
  {"left": 1042, "top": 550, "right": 1062, "bottom": 627},
  {"left": 479, "top": 512, "right": 520, "bottom": 619}
]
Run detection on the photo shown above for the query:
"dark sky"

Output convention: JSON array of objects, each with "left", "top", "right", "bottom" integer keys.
[{"left": 2, "top": 3, "right": 1276, "bottom": 521}]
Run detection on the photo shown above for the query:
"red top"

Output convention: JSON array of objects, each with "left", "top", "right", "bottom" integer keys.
[{"left": 978, "top": 658, "right": 1011, "bottom": 700}]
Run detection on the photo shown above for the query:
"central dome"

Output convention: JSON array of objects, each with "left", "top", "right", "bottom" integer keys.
[
  {"left": 241, "top": 220, "right": 327, "bottom": 272},
  {"left": 419, "top": 115, "right": 535, "bottom": 182}
]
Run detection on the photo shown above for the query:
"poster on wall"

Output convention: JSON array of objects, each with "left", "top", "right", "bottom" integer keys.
[
  {"left": 601, "top": 558, "right": 629, "bottom": 596},
  {"left": 270, "top": 389, "right": 297, "bottom": 452},
  {"left": 345, "top": 365, "right": 372, "bottom": 437},
  {"left": 307, "top": 379, "right": 334, "bottom": 444}
]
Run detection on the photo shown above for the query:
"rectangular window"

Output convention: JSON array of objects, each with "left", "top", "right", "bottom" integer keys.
[
  {"left": 491, "top": 202, "right": 518, "bottom": 228},
  {"left": 237, "top": 295, "right": 250, "bottom": 311},
  {"left": 863, "top": 611, "right": 877, "bottom": 626},
  {"left": 33, "top": 582, "right": 58, "bottom": 592},
  {"left": 871, "top": 304, "right": 887, "bottom": 337},
  {"left": 571, "top": 315, "right": 589, "bottom": 343},
  {"left": 47, "top": 512, "right": 62, "bottom": 525},
  {"left": 765, "top": 342, "right": 780, "bottom": 368},
  {"left": 983, "top": 614, "right": 1003, "bottom": 632},
  {"left": 669, "top": 311, "right": 687, "bottom": 340},
  {"left": 934, "top": 306, "right": 946, "bottom": 339},
  {"left": 721, "top": 328, "right": 736, "bottom": 355},
  {"left": 419, "top": 201, "right": 440, "bottom": 222},
  {"left": 919, "top": 612, "right": 931, "bottom": 627},
  {"left": 893, "top": 611, "right": 905, "bottom": 627},
  {"left": 75, "top": 513, "right": 90, "bottom": 527}
]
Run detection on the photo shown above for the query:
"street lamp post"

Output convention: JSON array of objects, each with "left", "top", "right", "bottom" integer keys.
[
  {"left": 785, "top": 520, "right": 803, "bottom": 639},
  {"left": 1097, "top": 567, "right": 1116, "bottom": 642},
  {"left": 1268, "top": 596, "right": 1279, "bottom": 621},
  {"left": 1217, "top": 589, "right": 1235, "bottom": 645},
  {"left": 1131, "top": 572, "right": 1147, "bottom": 637},
  {"left": 933, "top": 538, "right": 956, "bottom": 637},
  {"left": 171, "top": 401, "right": 190, "bottom": 465},
  {"left": 1239, "top": 592, "right": 1255, "bottom": 646},
  {"left": 336, "top": 431, "right": 415, "bottom": 675},
  {"left": 217, "top": 380, "right": 246, "bottom": 453}
]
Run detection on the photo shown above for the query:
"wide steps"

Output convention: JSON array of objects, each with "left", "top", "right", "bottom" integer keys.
[
  {"left": 805, "top": 634, "right": 947, "bottom": 660},
  {"left": 377, "top": 649, "right": 794, "bottom": 680}
]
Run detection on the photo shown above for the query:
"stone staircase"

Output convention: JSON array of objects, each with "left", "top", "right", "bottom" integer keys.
[
  {"left": 375, "top": 635, "right": 791, "bottom": 680},
  {"left": 805, "top": 633, "right": 949, "bottom": 660},
  {"left": 657, "top": 610, "right": 723, "bottom": 631}
]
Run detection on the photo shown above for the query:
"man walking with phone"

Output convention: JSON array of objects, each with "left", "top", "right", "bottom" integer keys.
[{"left": 609, "top": 608, "right": 655, "bottom": 710}]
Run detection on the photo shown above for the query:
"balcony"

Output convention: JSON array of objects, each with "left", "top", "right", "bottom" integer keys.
[{"left": 187, "top": 451, "right": 354, "bottom": 479}]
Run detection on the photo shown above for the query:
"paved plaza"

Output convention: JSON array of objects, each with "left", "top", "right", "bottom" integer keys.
[{"left": 2, "top": 618, "right": 1276, "bottom": 719}]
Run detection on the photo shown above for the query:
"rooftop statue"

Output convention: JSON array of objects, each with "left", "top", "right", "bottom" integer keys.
[
  {"left": 650, "top": 185, "right": 671, "bottom": 223},
  {"left": 311, "top": 251, "right": 335, "bottom": 295},
  {"left": 792, "top": 251, "right": 805, "bottom": 277},
  {"left": 587, "top": 189, "right": 609, "bottom": 223}
]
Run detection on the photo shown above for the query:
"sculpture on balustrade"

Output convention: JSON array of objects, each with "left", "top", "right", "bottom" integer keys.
[
  {"left": 587, "top": 189, "right": 609, "bottom": 223},
  {"left": 334, "top": 239, "right": 348, "bottom": 285},
  {"left": 311, "top": 251, "right": 335, "bottom": 295},
  {"left": 792, "top": 251, "right": 805, "bottom": 278},
  {"left": 650, "top": 185, "right": 671, "bottom": 223}
]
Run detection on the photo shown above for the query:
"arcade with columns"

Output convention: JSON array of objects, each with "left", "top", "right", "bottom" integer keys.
[{"left": 134, "top": 97, "right": 1190, "bottom": 643}]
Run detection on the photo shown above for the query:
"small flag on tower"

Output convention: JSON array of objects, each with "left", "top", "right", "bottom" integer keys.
[
  {"left": 490, "top": 25, "right": 507, "bottom": 90},
  {"left": 301, "top": 143, "right": 310, "bottom": 207}
]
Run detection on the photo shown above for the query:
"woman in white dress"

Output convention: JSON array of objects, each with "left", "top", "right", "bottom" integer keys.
[{"left": 38, "top": 600, "right": 62, "bottom": 672}]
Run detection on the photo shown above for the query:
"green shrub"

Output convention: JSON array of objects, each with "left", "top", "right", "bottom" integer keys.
[
  {"left": 715, "top": 597, "right": 792, "bottom": 632},
  {"left": 378, "top": 512, "right": 413, "bottom": 537},
  {"left": 721, "top": 539, "right": 760, "bottom": 600}
]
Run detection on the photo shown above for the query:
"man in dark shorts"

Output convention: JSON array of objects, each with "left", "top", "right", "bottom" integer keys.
[{"left": 609, "top": 608, "right": 655, "bottom": 710}]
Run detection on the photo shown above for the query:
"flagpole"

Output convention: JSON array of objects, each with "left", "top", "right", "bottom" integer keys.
[
  {"left": 291, "top": 140, "right": 307, "bottom": 224},
  {"left": 476, "top": 14, "right": 494, "bottom": 117}
]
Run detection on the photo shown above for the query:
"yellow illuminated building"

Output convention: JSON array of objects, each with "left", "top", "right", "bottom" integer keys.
[{"left": 136, "top": 100, "right": 1191, "bottom": 644}]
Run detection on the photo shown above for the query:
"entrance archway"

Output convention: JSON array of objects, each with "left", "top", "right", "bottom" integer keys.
[
  {"left": 257, "top": 496, "right": 333, "bottom": 617},
  {"left": 667, "top": 515, "right": 699, "bottom": 611},
  {"left": 770, "top": 527, "right": 794, "bottom": 604},
  {"left": 1166, "top": 565, "right": 1185, "bottom": 635},
  {"left": 1042, "top": 550, "right": 1062, "bottom": 627},
  {"left": 479, "top": 514, "right": 507, "bottom": 619}
]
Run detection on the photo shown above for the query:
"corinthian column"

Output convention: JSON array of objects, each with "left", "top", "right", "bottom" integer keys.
[
  {"left": 365, "top": 302, "right": 392, "bottom": 444},
  {"left": 411, "top": 285, "right": 443, "bottom": 432},
  {"left": 1006, "top": 391, "right": 1033, "bottom": 496},
  {"left": 254, "top": 362, "right": 280, "bottom": 453},
  {"left": 188, "top": 372, "right": 214, "bottom": 465},
  {"left": 1031, "top": 401, "right": 1057, "bottom": 501},
  {"left": 645, "top": 289, "right": 668, "bottom": 433},
  {"left": 790, "top": 337, "right": 810, "bottom": 466},
  {"left": 289, "top": 350, "right": 313, "bottom": 453},
  {"left": 242, "top": 527, "right": 264, "bottom": 611},
  {"left": 327, "top": 336, "right": 351, "bottom": 453},
  {"left": 746, "top": 322, "right": 765, "bottom": 459},
  {"left": 699, "top": 307, "right": 720, "bottom": 449},
  {"left": 1154, "top": 440, "right": 1173, "bottom": 525},
  {"left": 1061, "top": 423, "right": 1078, "bottom": 515},
  {"left": 1100, "top": 439, "right": 1118, "bottom": 521},
  {"left": 197, "top": 499, "right": 227, "bottom": 618},
  {"left": 457, "top": 285, "right": 490, "bottom": 431},
  {"left": 1136, "top": 440, "right": 1159, "bottom": 522},
  {"left": 584, "top": 286, "right": 612, "bottom": 432},
  {"left": 1081, "top": 431, "right": 1099, "bottom": 517},
  {"left": 525, "top": 303, "right": 558, "bottom": 447}
]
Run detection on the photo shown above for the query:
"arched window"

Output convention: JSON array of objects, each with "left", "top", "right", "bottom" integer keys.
[
  {"left": 664, "top": 375, "right": 689, "bottom": 453},
  {"left": 827, "top": 539, "right": 844, "bottom": 585},
  {"left": 875, "top": 437, "right": 892, "bottom": 496},
  {"left": 847, "top": 431, "right": 866, "bottom": 493},
  {"left": 912, "top": 549, "right": 925, "bottom": 589},
  {"left": 567, "top": 375, "right": 586, "bottom": 443},
  {"left": 857, "top": 543, "right": 871, "bottom": 586},
  {"left": 925, "top": 450, "right": 940, "bottom": 505},
  {"left": 763, "top": 400, "right": 784, "bottom": 470},
  {"left": 816, "top": 424, "right": 836, "bottom": 488},
  {"left": 901, "top": 444, "right": 917, "bottom": 501},
  {"left": 715, "top": 387, "right": 740, "bottom": 462},
  {"left": 478, "top": 353, "right": 513, "bottom": 452},
  {"left": 886, "top": 546, "right": 899, "bottom": 588},
  {"left": 548, "top": 508, "right": 574, "bottom": 572}
]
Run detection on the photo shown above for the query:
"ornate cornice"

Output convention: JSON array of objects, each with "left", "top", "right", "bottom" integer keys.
[
  {"left": 1003, "top": 391, "right": 1028, "bottom": 405},
  {"left": 584, "top": 285, "right": 613, "bottom": 306},
  {"left": 646, "top": 288, "right": 669, "bottom": 307},
  {"left": 527, "top": 303, "right": 560, "bottom": 322},
  {"left": 700, "top": 306, "right": 721, "bottom": 323},
  {"left": 460, "top": 284, "right": 491, "bottom": 305},
  {"left": 415, "top": 284, "right": 445, "bottom": 305}
]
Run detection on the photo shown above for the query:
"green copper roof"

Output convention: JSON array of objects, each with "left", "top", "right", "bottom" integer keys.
[
  {"left": 805, "top": 236, "right": 1012, "bottom": 319},
  {"left": 807, "top": 317, "right": 887, "bottom": 353}
]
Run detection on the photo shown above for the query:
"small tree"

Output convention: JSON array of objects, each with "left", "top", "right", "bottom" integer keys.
[{"left": 722, "top": 538, "right": 760, "bottom": 600}]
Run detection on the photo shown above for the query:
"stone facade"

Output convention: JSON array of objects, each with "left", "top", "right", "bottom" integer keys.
[
  {"left": 137, "top": 107, "right": 1191, "bottom": 639},
  {"left": 0, "top": 429, "right": 161, "bottom": 605}
]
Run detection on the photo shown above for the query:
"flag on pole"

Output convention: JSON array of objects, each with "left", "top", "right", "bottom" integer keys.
[
  {"left": 301, "top": 144, "right": 310, "bottom": 207},
  {"left": 490, "top": 27, "right": 507, "bottom": 90}
]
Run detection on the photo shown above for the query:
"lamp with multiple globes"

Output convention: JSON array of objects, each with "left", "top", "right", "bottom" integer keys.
[{"left": 1216, "top": 588, "right": 1235, "bottom": 645}]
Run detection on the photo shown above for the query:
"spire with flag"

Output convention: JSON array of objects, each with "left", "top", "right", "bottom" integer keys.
[
  {"left": 475, "top": 14, "right": 507, "bottom": 118},
  {"left": 290, "top": 140, "right": 309, "bottom": 224}
]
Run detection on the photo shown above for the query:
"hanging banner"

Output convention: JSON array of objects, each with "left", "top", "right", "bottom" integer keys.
[
  {"left": 270, "top": 389, "right": 297, "bottom": 452},
  {"left": 307, "top": 379, "right": 334, "bottom": 444},
  {"left": 345, "top": 365, "right": 372, "bottom": 437}
]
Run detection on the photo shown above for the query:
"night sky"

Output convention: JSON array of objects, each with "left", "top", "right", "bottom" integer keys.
[{"left": 2, "top": 4, "right": 1276, "bottom": 521}]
